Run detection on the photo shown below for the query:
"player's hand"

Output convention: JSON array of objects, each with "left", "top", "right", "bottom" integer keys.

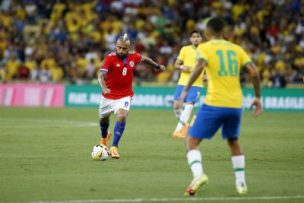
[
  {"left": 176, "top": 90, "right": 188, "bottom": 110},
  {"left": 158, "top": 64, "right": 166, "bottom": 71},
  {"left": 102, "top": 87, "right": 111, "bottom": 95},
  {"left": 250, "top": 98, "right": 263, "bottom": 117},
  {"left": 203, "top": 74, "right": 208, "bottom": 83},
  {"left": 175, "top": 99, "right": 183, "bottom": 111},
  {"left": 180, "top": 65, "right": 191, "bottom": 72}
]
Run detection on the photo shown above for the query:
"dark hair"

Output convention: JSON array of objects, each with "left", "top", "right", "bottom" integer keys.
[
  {"left": 206, "top": 17, "right": 226, "bottom": 33},
  {"left": 190, "top": 30, "right": 202, "bottom": 37}
]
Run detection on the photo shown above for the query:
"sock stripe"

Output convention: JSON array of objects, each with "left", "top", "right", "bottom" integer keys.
[
  {"left": 234, "top": 167, "right": 244, "bottom": 172},
  {"left": 189, "top": 160, "right": 201, "bottom": 167}
]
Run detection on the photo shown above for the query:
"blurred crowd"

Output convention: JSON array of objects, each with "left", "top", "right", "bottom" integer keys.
[{"left": 0, "top": 0, "right": 303, "bottom": 87}]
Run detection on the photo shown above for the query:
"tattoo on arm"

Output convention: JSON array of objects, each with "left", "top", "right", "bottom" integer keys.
[
  {"left": 142, "top": 56, "right": 159, "bottom": 68},
  {"left": 247, "top": 63, "right": 261, "bottom": 98},
  {"left": 251, "top": 75, "right": 261, "bottom": 98}
]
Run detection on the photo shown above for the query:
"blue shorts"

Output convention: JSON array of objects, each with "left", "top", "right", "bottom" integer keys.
[
  {"left": 189, "top": 104, "right": 242, "bottom": 140},
  {"left": 174, "top": 85, "right": 201, "bottom": 104}
]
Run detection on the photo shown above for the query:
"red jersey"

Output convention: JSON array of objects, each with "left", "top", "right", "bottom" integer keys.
[{"left": 100, "top": 51, "right": 142, "bottom": 99}]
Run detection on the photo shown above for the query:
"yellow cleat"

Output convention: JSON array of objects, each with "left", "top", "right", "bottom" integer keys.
[
  {"left": 109, "top": 146, "right": 120, "bottom": 159},
  {"left": 172, "top": 124, "right": 189, "bottom": 138},
  {"left": 184, "top": 174, "right": 208, "bottom": 196},
  {"left": 236, "top": 183, "right": 248, "bottom": 195},
  {"left": 100, "top": 131, "right": 112, "bottom": 148}
]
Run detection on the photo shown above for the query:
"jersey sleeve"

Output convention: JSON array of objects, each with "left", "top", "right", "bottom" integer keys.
[
  {"left": 196, "top": 44, "right": 208, "bottom": 64},
  {"left": 238, "top": 47, "right": 252, "bottom": 67},
  {"left": 100, "top": 55, "right": 111, "bottom": 72},
  {"left": 134, "top": 52, "right": 142, "bottom": 63},
  {"left": 177, "top": 47, "right": 185, "bottom": 62}
]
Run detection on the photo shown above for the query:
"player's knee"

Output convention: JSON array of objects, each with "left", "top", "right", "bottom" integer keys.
[
  {"left": 227, "top": 137, "right": 240, "bottom": 147},
  {"left": 116, "top": 113, "right": 128, "bottom": 122},
  {"left": 173, "top": 102, "right": 179, "bottom": 110},
  {"left": 228, "top": 137, "right": 238, "bottom": 142},
  {"left": 186, "top": 136, "right": 201, "bottom": 151},
  {"left": 227, "top": 138, "right": 242, "bottom": 155},
  {"left": 99, "top": 114, "right": 110, "bottom": 120},
  {"left": 100, "top": 117, "right": 109, "bottom": 123},
  {"left": 117, "top": 116, "right": 127, "bottom": 122}
]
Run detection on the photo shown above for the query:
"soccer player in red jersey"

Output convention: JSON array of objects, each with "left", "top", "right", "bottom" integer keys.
[{"left": 98, "top": 34, "right": 166, "bottom": 159}]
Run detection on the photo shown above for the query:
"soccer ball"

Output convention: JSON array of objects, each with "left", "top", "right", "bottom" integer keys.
[{"left": 91, "top": 144, "right": 109, "bottom": 161}]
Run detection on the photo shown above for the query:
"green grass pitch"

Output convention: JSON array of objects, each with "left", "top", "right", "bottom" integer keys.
[{"left": 0, "top": 108, "right": 303, "bottom": 203}]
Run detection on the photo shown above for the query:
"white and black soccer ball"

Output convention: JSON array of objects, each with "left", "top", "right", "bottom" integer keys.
[{"left": 91, "top": 144, "right": 109, "bottom": 161}]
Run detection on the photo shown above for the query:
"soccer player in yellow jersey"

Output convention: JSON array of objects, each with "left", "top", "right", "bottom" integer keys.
[
  {"left": 177, "top": 17, "right": 263, "bottom": 196},
  {"left": 172, "top": 30, "right": 204, "bottom": 138}
]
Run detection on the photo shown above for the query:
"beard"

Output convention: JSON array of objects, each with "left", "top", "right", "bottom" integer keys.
[{"left": 117, "top": 52, "right": 128, "bottom": 59}]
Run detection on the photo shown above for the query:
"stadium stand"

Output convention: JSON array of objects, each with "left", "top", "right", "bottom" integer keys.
[{"left": 0, "top": 0, "right": 303, "bottom": 87}]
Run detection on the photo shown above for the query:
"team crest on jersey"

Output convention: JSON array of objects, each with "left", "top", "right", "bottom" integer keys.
[
  {"left": 129, "top": 61, "right": 134, "bottom": 67},
  {"left": 124, "top": 101, "right": 129, "bottom": 108}
]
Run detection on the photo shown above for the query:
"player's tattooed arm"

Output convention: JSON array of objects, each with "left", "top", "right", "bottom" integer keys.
[
  {"left": 141, "top": 56, "right": 166, "bottom": 71},
  {"left": 246, "top": 62, "right": 262, "bottom": 116},
  {"left": 98, "top": 71, "right": 110, "bottom": 94},
  {"left": 246, "top": 63, "right": 261, "bottom": 98}
]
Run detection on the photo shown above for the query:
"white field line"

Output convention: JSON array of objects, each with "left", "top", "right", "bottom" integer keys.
[
  {"left": 0, "top": 118, "right": 97, "bottom": 127},
  {"left": 27, "top": 195, "right": 304, "bottom": 203}
]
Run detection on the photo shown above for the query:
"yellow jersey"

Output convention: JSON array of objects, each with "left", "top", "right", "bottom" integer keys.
[
  {"left": 177, "top": 45, "right": 204, "bottom": 87},
  {"left": 197, "top": 39, "right": 252, "bottom": 108}
]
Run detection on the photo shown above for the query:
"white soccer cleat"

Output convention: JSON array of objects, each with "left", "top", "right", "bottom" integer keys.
[{"left": 236, "top": 183, "right": 248, "bottom": 195}]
